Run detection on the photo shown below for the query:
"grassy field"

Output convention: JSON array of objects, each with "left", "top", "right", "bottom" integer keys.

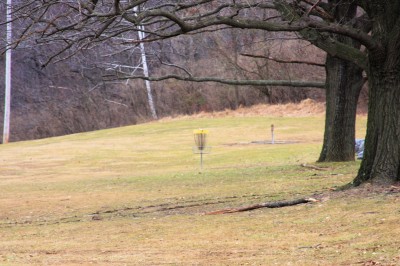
[{"left": 0, "top": 111, "right": 399, "bottom": 265}]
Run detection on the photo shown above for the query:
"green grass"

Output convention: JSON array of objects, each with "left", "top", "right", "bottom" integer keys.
[{"left": 2, "top": 114, "right": 398, "bottom": 265}]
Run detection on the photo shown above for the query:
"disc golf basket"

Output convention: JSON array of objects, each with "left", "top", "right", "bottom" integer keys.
[{"left": 193, "top": 129, "right": 211, "bottom": 171}]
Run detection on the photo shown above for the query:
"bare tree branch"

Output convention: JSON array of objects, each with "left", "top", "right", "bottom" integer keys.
[
  {"left": 206, "top": 197, "right": 318, "bottom": 215},
  {"left": 240, "top": 53, "right": 325, "bottom": 67},
  {"left": 106, "top": 74, "right": 325, "bottom": 88},
  {"left": 7, "top": 0, "right": 375, "bottom": 69}
]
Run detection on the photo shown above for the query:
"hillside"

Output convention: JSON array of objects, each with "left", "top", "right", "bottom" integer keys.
[
  {"left": 3, "top": 111, "right": 398, "bottom": 265},
  {"left": 0, "top": 29, "right": 327, "bottom": 142}
]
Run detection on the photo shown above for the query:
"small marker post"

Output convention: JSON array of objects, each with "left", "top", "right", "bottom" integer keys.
[{"left": 271, "top": 124, "right": 275, "bottom": 144}]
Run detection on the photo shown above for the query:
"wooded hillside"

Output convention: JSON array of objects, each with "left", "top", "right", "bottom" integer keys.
[{"left": 1, "top": 21, "right": 326, "bottom": 141}]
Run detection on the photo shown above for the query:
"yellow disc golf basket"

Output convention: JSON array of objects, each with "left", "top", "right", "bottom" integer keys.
[{"left": 193, "top": 129, "right": 211, "bottom": 171}]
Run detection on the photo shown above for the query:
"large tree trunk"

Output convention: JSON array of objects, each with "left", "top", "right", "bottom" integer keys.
[
  {"left": 353, "top": 1, "right": 400, "bottom": 185},
  {"left": 318, "top": 0, "right": 364, "bottom": 162},
  {"left": 354, "top": 63, "right": 400, "bottom": 185},
  {"left": 318, "top": 56, "right": 363, "bottom": 162}
]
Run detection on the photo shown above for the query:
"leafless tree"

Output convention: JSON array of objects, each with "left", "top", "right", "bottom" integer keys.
[{"left": 6, "top": 0, "right": 400, "bottom": 186}]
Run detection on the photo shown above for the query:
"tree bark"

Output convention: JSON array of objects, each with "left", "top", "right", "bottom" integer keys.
[
  {"left": 318, "top": 0, "right": 364, "bottom": 162},
  {"left": 354, "top": 62, "right": 400, "bottom": 185},
  {"left": 353, "top": 1, "right": 400, "bottom": 185},
  {"left": 318, "top": 55, "right": 363, "bottom": 162}
]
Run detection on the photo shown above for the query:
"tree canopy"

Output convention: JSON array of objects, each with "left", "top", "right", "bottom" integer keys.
[{"left": 9, "top": 1, "right": 370, "bottom": 69}]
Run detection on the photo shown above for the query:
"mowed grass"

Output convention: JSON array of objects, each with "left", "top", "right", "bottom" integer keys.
[{"left": 1, "top": 114, "right": 399, "bottom": 265}]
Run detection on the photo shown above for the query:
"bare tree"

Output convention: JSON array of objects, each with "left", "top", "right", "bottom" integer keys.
[
  {"left": 137, "top": 24, "right": 157, "bottom": 119},
  {"left": 2, "top": 0, "right": 12, "bottom": 144},
  {"left": 7, "top": 1, "right": 400, "bottom": 185}
]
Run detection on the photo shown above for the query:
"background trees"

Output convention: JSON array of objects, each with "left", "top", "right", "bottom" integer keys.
[
  {"left": 0, "top": 1, "right": 324, "bottom": 141},
  {"left": 6, "top": 1, "right": 400, "bottom": 185}
]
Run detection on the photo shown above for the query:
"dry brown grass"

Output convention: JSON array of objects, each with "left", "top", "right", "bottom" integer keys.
[
  {"left": 3, "top": 106, "right": 396, "bottom": 266},
  {"left": 161, "top": 98, "right": 367, "bottom": 121}
]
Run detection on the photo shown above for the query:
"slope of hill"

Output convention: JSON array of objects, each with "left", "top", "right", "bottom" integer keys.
[{"left": 2, "top": 112, "right": 395, "bottom": 266}]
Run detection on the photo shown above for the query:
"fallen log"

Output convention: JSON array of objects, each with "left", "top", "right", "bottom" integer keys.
[{"left": 205, "top": 197, "right": 317, "bottom": 215}]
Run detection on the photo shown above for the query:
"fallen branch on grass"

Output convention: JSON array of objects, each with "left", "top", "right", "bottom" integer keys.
[
  {"left": 205, "top": 197, "right": 318, "bottom": 215},
  {"left": 300, "top": 163, "right": 329, "bottom": 171}
]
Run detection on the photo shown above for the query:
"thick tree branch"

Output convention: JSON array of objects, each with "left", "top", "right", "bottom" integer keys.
[
  {"left": 240, "top": 53, "right": 325, "bottom": 67},
  {"left": 8, "top": 0, "right": 373, "bottom": 69},
  {"left": 206, "top": 197, "right": 318, "bottom": 214},
  {"left": 305, "top": 32, "right": 367, "bottom": 70},
  {"left": 275, "top": 2, "right": 368, "bottom": 70},
  {"left": 135, "top": 3, "right": 377, "bottom": 52},
  {"left": 304, "top": 18, "right": 378, "bottom": 51},
  {"left": 107, "top": 74, "right": 325, "bottom": 88}
]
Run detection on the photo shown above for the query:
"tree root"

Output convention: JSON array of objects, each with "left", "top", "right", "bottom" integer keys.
[{"left": 205, "top": 197, "right": 318, "bottom": 215}]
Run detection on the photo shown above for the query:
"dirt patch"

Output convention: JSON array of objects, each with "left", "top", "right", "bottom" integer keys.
[{"left": 310, "top": 182, "right": 400, "bottom": 205}]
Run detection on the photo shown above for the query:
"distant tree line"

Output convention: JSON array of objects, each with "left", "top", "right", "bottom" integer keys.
[{"left": 0, "top": 1, "right": 324, "bottom": 141}]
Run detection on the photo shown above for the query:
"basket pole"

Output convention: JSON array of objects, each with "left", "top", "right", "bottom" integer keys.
[{"left": 200, "top": 151, "right": 203, "bottom": 171}]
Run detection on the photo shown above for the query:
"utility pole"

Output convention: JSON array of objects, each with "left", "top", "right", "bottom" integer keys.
[{"left": 3, "top": 0, "right": 12, "bottom": 144}]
